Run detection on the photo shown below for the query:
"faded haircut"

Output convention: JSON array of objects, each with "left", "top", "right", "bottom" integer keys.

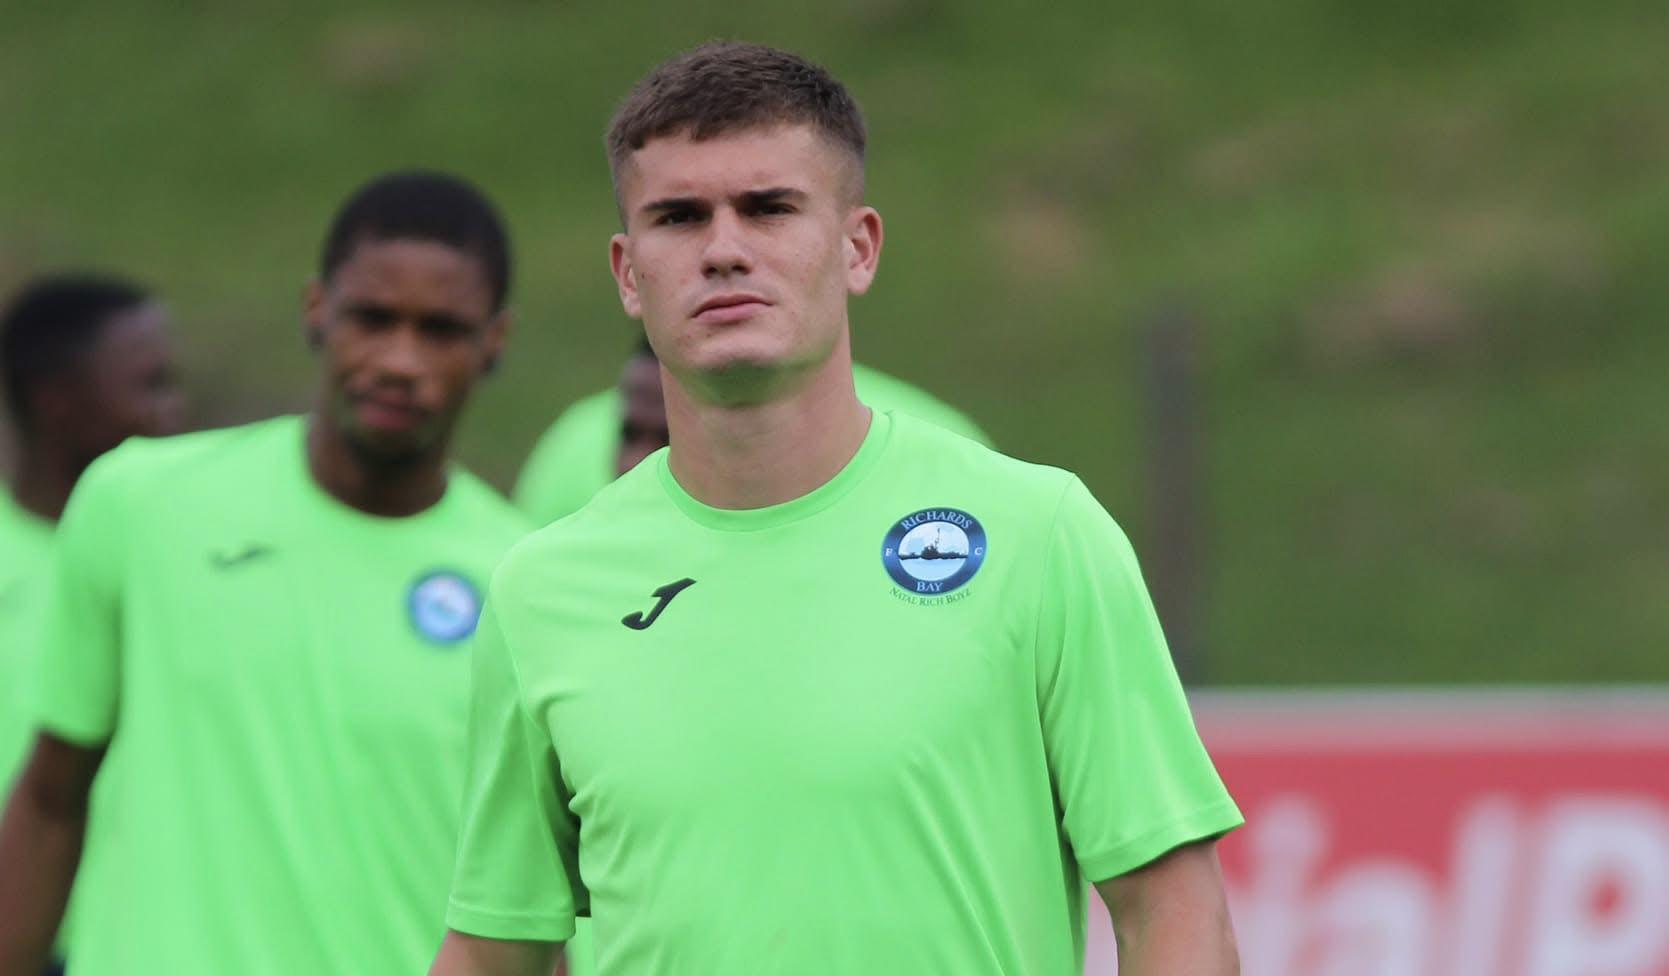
[{"left": 605, "top": 41, "right": 867, "bottom": 212}]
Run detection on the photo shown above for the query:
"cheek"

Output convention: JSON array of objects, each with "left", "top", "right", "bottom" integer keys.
[{"left": 438, "top": 350, "right": 488, "bottom": 397}]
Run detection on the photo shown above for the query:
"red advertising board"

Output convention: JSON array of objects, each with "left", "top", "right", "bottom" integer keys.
[{"left": 1084, "top": 690, "right": 1669, "bottom": 975}]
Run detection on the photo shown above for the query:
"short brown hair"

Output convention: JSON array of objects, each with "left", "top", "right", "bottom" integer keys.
[{"left": 606, "top": 41, "right": 867, "bottom": 202}]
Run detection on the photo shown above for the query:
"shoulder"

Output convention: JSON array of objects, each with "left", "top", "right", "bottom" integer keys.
[
  {"left": 513, "top": 387, "right": 622, "bottom": 521},
  {"left": 444, "top": 467, "right": 539, "bottom": 541},
  {"left": 78, "top": 415, "right": 301, "bottom": 499},
  {"left": 879, "top": 412, "right": 1110, "bottom": 547},
  {"left": 492, "top": 457, "right": 665, "bottom": 589},
  {"left": 526, "top": 387, "right": 620, "bottom": 450},
  {"left": 0, "top": 492, "right": 52, "bottom": 553},
  {"left": 853, "top": 363, "right": 991, "bottom": 446},
  {"left": 886, "top": 412, "right": 1075, "bottom": 497}
]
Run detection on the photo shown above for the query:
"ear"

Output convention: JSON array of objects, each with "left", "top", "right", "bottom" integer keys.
[
  {"left": 843, "top": 206, "right": 884, "bottom": 296},
  {"left": 480, "top": 308, "right": 511, "bottom": 376},
  {"left": 610, "top": 233, "right": 643, "bottom": 319},
  {"left": 302, "top": 278, "right": 327, "bottom": 348}
]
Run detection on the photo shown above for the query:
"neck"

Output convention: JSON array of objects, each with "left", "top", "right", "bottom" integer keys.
[
  {"left": 663, "top": 349, "right": 872, "bottom": 510},
  {"left": 9, "top": 441, "right": 82, "bottom": 522},
  {"left": 305, "top": 414, "right": 449, "bottom": 518}
]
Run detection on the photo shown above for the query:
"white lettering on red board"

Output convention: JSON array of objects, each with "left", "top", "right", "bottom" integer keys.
[{"left": 1221, "top": 794, "right": 1669, "bottom": 976}]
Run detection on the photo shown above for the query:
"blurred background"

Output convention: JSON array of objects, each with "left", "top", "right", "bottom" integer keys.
[
  {"left": 5, "top": 1, "right": 1668, "bottom": 972},
  {"left": 3, "top": 0, "right": 1666, "bottom": 686}
]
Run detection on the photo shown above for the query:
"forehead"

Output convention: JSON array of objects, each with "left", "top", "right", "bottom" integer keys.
[
  {"left": 327, "top": 238, "right": 494, "bottom": 313},
  {"left": 85, "top": 303, "right": 175, "bottom": 368},
  {"left": 618, "top": 123, "right": 854, "bottom": 209}
]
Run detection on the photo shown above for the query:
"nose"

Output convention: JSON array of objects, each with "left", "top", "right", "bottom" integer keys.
[
  {"left": 371, "top": 324, "right": 426, "bottom": 380},
  {"left": 701, "top": 209, "right": 752, "bottom": 278}
]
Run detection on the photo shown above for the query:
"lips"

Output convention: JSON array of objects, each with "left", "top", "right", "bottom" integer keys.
[
  {"left": 693, "top": 293, "right": 769, "bottom": 324},
  {"left": 354, "top": 395, "right": 428, "bottom": 432}
]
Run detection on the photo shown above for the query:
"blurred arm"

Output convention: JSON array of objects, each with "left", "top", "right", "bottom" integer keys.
[
  {"left": 429, "top": 930, "right": 562, "bottom": 976},
  {"left": 1093, "top": 838, "right": 1238, "bottom": 976},
  {"left": 0, "top": 732, "right": 105, "bottom": 975}
]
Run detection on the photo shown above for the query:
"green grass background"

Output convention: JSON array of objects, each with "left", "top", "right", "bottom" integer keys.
[{"left": 2, "top": 0, "right": 1665, "bottom": 684}]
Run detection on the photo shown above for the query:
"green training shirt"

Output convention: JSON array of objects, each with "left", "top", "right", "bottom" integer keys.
[
  {"left": 33, "top": 416, "right": 532, "bottom": 976},
  {"left": 511, "top": 387, "right": 618, "bottom": 528},
  {"left": 512, "top": 362, "right": 994, "bottom": 527},
  {"left": 449, "top": 410, "right": 1240, "bottom": 975}
]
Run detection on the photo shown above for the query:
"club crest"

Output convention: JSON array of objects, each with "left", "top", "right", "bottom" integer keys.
[
  {"left": 881, "top": 507, "right": 986, "bottom": 596},
  {"left": 407, "top": 570, "right": 482, "bottom": 644}
]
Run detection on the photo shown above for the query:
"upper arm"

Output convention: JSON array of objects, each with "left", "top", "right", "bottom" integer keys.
[
  {"left": 1094, "top": 839, "right": 1238, "bottom": 973},
  {"left": 445, "top": 595, "right": 582, "bottom": 942},
  {"left": 429, "top": 929, "right": 561, "bottom": 976},
  {"left": 11, "top": 732, "right": 105, "bottom": 819},
  {"left": 1033, "top": 478, "right": 1242, "bottom": 880}
]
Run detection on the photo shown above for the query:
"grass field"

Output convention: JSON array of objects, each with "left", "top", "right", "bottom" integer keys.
[{"left": 2, "top": 0, "right": 1665, "bottom": 683}]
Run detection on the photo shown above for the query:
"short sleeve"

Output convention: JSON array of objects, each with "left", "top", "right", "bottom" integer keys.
[
  {"left": 445, "top": 592, "right": 582, "bottom": 941},
  {"left": 33, "top": 454, "right": 128, "bottom": 746},
  {"left": 1032, "top": 477, "right": 1242, "bottom": 883}
]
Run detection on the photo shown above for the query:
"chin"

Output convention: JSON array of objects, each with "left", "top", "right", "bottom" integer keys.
[{"left": 345, "top": 426, "right": 436, "bottom": 469}]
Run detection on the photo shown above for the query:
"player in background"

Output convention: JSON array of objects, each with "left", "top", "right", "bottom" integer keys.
[
  {"left": 0, "top": 274, "right": 187, "bottom": 976},
  {"left": 432, "top": 41, "right": 1240, "bottom": 976},
  {"left": 0, "top": 171, "right": 533, "bottom": 976},
  {"left": 512, "top": 333, "right": 992, "bottom": 527}
]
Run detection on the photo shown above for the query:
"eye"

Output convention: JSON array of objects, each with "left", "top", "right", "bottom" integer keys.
[
  {"left": 350, "top": 305, "right": 398, "bottom": 330},
  {"left": 654, "top": 208, "right": 701, "bottom": 227},
  {"left": 419, "top": 315, "right": 474, "bottom": 341}
]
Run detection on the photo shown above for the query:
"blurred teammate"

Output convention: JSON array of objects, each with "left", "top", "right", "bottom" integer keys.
[
  {"left": 512, "top": 335, "right": 992, "bottom": 526},
  {"left": 432, "top": 42, "right": 1241, "bottom": 976},
  {"left": 0, "top": 171, "right": 532, "bottom": 976},
  {"left": 0, "top": 274, "right": 186, "bottom": 976}
]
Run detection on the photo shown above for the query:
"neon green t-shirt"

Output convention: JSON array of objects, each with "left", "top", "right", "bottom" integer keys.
[
  {"left": 511, "top": 387, "right": 618, "bottom": 528},
  {"left": 33, "top": 415, "right": 532, "bottom": 976},
  {"left": 449, "top": 410, "right": 1240, "bottom": 975},
  {"left": 512, "top": 362, "right": 994, "bottom": 527},
  {"left": 0, "top": 488, "right": 53, "bottom": 790}
]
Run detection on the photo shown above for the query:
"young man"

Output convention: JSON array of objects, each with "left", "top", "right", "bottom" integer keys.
[
  {"left": 0, "top": 274, "right": 187, "bottom": 976},
  {"left": 434, "top": 43, "right": 1242, "bottom": 976},
  {"left": 512, "top": 335, "right": 993, "bottom": 526},
  {"left": 0, "top": 171, "right": 533, "bottom": 976}
]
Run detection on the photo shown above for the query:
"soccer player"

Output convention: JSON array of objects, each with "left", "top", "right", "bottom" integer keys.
[
  {"left": 431, "top": 43, "right": 1243, "bottom": 976},
  {"left": 512, "top": 335, "right": 993, "bottom": 526},
  {"left": 0, "top": 171, "right": 533, "bottom": 976},
  {"left": 0, "top": 274, "right": 186, "bottom": 976}
]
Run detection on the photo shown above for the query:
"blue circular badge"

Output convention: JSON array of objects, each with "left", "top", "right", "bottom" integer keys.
[
  {"left": 881, "top": 508, "right": 986, "bottom": 596},
  {"left": 407, "top": 571, "right": 482, "bottom": 644}
]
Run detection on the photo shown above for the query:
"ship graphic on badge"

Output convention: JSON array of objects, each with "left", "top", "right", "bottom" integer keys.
[{"left": 881, "top": 507, "right": 986, "bottom": 595}]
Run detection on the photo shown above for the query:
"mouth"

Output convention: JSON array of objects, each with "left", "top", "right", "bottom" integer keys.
[
  {"left": 352, "top": 395, "right": 429, "bottom": 433},
  {"left": 693, "top": 293, "right": 770, "bottom": 324}
]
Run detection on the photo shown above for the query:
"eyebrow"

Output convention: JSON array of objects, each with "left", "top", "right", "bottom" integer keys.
[
  {"left": 343, "top": 300, "right": 478, "bottom": 333},
  {"left": 638, "top": 186, "right": 808, "bottom": 217},
  {"left": 342, "top": 299, "right": 397, "bottom": 318}
]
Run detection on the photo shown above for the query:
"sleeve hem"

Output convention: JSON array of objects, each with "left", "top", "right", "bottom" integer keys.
[
  {"left": 1077, "top": 799, "right": 1246, "bottom": 883},
  {"left": 36, "top": 714, "right": 113, "bottom": 749},
  {"left": 445, "top": 899, "right": 576, "bottom": 943}
]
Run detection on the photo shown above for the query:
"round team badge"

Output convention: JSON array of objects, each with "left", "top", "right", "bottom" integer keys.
[
  {"left": 881, "top": 507, "right": 986, "bottom": 596},
  {"left": 407, "top": 571, "right": 482, "bottom": 644}
]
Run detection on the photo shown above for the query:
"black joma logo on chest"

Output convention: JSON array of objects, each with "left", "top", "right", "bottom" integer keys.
[{"left": 622, "top": 578, "right": 696, "bottom": 630}]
